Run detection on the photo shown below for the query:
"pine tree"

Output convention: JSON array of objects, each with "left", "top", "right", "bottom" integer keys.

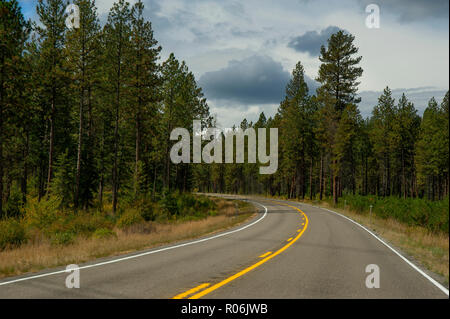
[
  {"left": 439, "top": 92, "right": 449, "bottom": 197},
  {"left": 0, "top": 0, "right": 30, "bottom": 216},
  {"left": 370, "top": 87, "right": 396, "bottom": 197},
  {"left": 128, "top": 0, "right": 161, "bottom": 197},
  {"left": 103, "top": 0, "right": 131, "bottom": 214},
  {"left": 36, "top": 0, "right": 68, "bottom": 195},
  {"left": 316, "top": 30, "right": 363, "bottom": 113},
  {"left": 416, "top": 96, "right": 448, "bottom": 200},
  {"left": 65, "top": 0, "right": 101, "bottom": 208},
  {"left": 316, "top": 30, "right": 363, "bottom": 204},
  {"left": 391, "top": 94, "right": 420, "bottom": 198}
]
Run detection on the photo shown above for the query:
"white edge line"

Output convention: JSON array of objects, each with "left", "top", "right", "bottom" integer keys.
[
  {"left": 290, "top": 200, "right": 449, "bottom": 297},
  {"left": 0, "top": 201, "right": 268, "bottom": 287}
]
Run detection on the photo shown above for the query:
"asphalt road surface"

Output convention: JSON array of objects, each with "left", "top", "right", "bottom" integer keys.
[{"left": 0, "top": 195, "right": 448, "bottom": 299}]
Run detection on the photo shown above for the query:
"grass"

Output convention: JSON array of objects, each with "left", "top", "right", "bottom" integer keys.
[
  {"left": 276, "top": 196, "right": 449, "bottom": 286},
  {"left": 0, "top": 197, "right": 256, "bottom": 279}
]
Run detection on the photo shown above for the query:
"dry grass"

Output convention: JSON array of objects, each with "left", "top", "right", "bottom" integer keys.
[
  {"left": 0, "top": 198, "right": 255, "bottom": 279},
  {"left": 299, "top": 199, "right": 449, "bottom": 285}
]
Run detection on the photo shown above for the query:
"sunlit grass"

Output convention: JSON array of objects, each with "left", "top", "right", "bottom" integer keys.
[{"left": 0, "top": 197, "right": 255, "bottom": 279}]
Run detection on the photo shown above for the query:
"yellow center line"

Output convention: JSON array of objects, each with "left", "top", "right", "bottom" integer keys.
[
  {"left": 172, "top": 283, "right": 210, "bottom": 299},
  {"left": 287, "top": 237, "right": 293, "bottom": 242},
  {"left": 259, "top": 251, "right": 272, "bottom": 258},
  {"left": 181, "top": 202, "right": 308, "bottom": 299}
]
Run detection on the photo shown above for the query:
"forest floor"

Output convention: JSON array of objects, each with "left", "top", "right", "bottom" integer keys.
[
  {"left": 270, "top": 196, "right": 449, "bottom": 286},
  {"left": 0, "top": 198, "right": 256, "bottom": 279}
]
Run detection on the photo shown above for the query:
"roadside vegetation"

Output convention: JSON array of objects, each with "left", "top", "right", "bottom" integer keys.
[{"left": 0, "top": 194, "right": 256, "bottom": 278}]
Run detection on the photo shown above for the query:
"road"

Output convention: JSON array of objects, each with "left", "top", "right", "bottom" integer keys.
[{"left": 0, "top": 195, "right": 447, "bottom": 298}]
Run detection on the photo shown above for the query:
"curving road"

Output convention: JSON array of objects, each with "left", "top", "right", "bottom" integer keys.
[{"left": 0, "top": 195, "right": 447, "bottom": 299}]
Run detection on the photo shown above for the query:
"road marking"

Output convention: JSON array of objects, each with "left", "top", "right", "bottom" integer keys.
[
  {"left": 259, "top": 251, "right": 272, "bottom": 258},
  {"left": 181, "top": 203, "right": 308, "bottom": 299},
  {"left": 297, "top": 229, "right": 302, "bottom": 232},
  {"left": 0, "top": 201, "right": 268, "bottom": 287},
  {"left": 278, "top": 199, "right": 450, "bottom": 297},
  {"left": 173, "top": 283, "right": 210, "bottom": 299},
  {"left": 287, "top": 237, "right": 293, "bottom": 242}
]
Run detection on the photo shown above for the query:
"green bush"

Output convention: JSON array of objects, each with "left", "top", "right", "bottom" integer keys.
[
  {"left": 92, "top": 228, "right": 117, "bottom": 239},
  {"left": 336, "top": 195, "right": 449, "bottom": 233},
  {"left": 135, "top": 200, "right": 158, "bottom": 221},
  {"left": 0, "top": 219, "right": 27, "bottom": 250},
  {"left": 116, "top": 209, "right": 144, "bottom": 228},
  {"left": 24, "top": 196, "right": 62, "bottom": 230},
  {"left": 3, "top": 184, "right": 24, "bottom": 218},
  {"left": 66, "top": 212, "right": 114, "bottom": 236},
  {"left": 51, "top": 231, "right": 75, "bottom": 246}
]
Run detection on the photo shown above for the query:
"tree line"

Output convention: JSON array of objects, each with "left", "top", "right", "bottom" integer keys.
[
  {"left": 194, "top": 31, "right": 449, "bottom": 204},
  {"left": 0, "top": 0, "right": 448, "bottom": 221},
  {"left": 0, "top": 0, "right": 212, "bottom": 218}
]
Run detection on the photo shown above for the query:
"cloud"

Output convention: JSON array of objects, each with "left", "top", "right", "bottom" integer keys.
[
  {"left": 287, "top": 26, "right": 342, "bottom": 56},
  {"left": 199, "top": 55, "right": 318, "bottom": 105},
  {"left": 199, "top": 55, "right": 289, "bottom": 104},
  {"left": 358, "top": 0, "right": 449, "bottom": 23}
]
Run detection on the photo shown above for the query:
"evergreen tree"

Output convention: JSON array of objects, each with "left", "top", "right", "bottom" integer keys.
[
  {"left": 128, "top": 0, "right": 161, "bottom": 197},
  {"left": 0, "top": 0, "right": 30, "bottom": 216},
  {"left": 316, "top": 30, "right": 363, "bottom": 204},
  {"left": 415, "top": 97, "right": 447, "bottom": 200},
  {"left": 391, "top": 94, "right": 420, "bottom": 198},
  {"left": 35, "top": 0, "right": 68, "bottom": 195},
  {"left": 370, "top": 87, "right": 396, "bottom": 196},
  {"left": 103, "top": 0, "right": 131, "bottom": 214},
  {"left": 65, "top": 0, "right": 101, "bottom": 208}
]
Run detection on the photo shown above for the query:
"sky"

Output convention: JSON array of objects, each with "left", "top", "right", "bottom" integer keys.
[{"left": 18, "top": 0, "right": 449, "bottom": 128}]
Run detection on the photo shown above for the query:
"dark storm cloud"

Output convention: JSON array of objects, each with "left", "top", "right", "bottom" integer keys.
[
  {"left": 199, "top": 55, "right": 318, "bottom": 104},
  {"left": 358, "top": 0, "right": 449, "bottom": 22},
  {"left": 287, "top": 26, "right": 342, "bottom": 56}
]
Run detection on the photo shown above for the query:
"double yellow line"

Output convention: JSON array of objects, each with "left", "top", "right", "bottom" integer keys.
[{"left": 172, "top": 201, "right": 309, "bottom": 299}]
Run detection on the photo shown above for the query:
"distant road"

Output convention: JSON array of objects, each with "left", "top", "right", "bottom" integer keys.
[{"left": 0, "top": 195, "right": 447, "bottom": 298}]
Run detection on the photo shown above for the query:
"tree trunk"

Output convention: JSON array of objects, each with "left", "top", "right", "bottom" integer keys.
[
  {"left": 21, "top": 130, "right": 29, "bottom": 205},
  {"left": 47, "top": 87, "right": 56, "bottom": 196},
  {"left": 74, "top": 87, "right": 84, "bottom": 208},
  {"left": 386, "top": 156, "right": 391, "bottom": 197},
  {"left": 112, "top": 89, "right": 119, "bottom": 214},
  {"left": 319, "top": 153, "right": 324, "bottom": 200},
  {"left": 0, "top": 56, "right": 4, "bottom": 216},
  {"left": 135, "top": 106, "right": 140, "bottom": 196},
  {"left": 112, "top": 34, "right": 122, "bottom": 215},
  {"left": 332, "top": 160, "right": 338, "bottom": 205},
  {"left": 309, "top": 158, "right": 313, "bottom": 200}
]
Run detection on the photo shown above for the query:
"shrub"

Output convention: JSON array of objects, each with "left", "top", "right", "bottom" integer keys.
[
  {"left": 338, "top": 195, "right": 449, "bottom": 233},
  {"left": 24, "top": 196, "right": 62, "bottom": 230},
  {"left": 0, "top": 219, "right": 27, "bottom": 250},
  {"left": 92, "top": 228, "right": 117, "bottom": 239},
  {"left": 3, "top": 184, "right": 24, "bottom": 218},
  {"left": 135, "top": 200, "right": 158, "bottom": 221},
  {"left": 67, "top": 212, "right": 114, "bottom": 236},
  {"left": 116, "top": 209, "right": 144, "bottom": 228},
  {"left": 51, "top": 231, "right": 75, "bottom": 246}
]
